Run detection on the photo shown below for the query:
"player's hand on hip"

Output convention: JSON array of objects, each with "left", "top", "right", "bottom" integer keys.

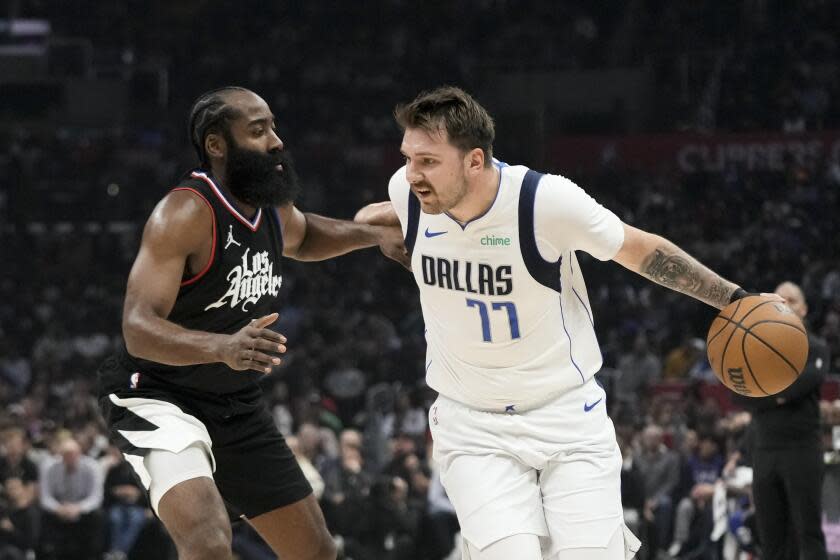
[
  {"left": 378, "top": 225, "right": 411, "bottom": 270},
  {"left": 220, "top": 312, "right": 287, "bottom": 373}
]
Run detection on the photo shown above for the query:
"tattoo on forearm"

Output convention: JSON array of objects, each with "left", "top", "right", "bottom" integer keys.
[
  {"left": 642, "top": 249, "right": 701, "bottom": 291},
  {"left": 703, "top": 279, "right": 731, "bottom": 307},
  {"left": 641, "top": 247, "right": 734, "bottom": 308}
]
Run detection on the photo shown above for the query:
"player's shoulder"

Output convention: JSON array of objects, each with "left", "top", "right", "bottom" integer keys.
[
  {"left": 159, "top": 187, "right": 213, "bottom": 222},
  {"left": 144, "top": 183, "right": 213, "bottom": 248},
  {"left": 535, "top": 169, "right": 579, "bottom": 190},
  {"left": 501, "top": 164, "right": 577, "bottom": 189},
  {"left": 388, "top": 165, "right": 409, "bottom": 191},
  {"left": 388, "top": 166, "right": 412, "bottom": 214}
]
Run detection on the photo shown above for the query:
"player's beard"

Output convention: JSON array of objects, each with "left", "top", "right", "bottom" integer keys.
[
  {"left": 436, "top": 179, "right": 469, "bottom": 214},
  {"left": 224, "top": 136, "right": 301, "bottom": 208}
]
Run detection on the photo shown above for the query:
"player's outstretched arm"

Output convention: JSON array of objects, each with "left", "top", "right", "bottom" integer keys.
[
  {"left": 612, "top": 223, "right": 740, "bottom": 310},
  {"left": 123, "top": 191, "right": 286, "bottom": 373},
  {"left": 279, "top": 203, "right": 409, "bottom": 268},
  {"left": 354, "top": 201, "right": 400, "bottom": 227}
]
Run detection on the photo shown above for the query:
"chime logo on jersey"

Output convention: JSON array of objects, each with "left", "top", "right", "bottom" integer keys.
[{"left": 205, "top": 248, "right": 283, "bottom": 312}]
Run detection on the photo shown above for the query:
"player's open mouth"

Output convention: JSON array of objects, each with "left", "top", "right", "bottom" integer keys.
[{"left": 414, "top": 188, "right": 432, "bottom": 197}]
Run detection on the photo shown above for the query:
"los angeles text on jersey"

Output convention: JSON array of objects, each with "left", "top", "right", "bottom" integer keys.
[
  {"left": 420, "top": 255, "right": 512, "bottom": 296},
  {"left": 206, "top": 248, "right": 283, "bottom": 312}
]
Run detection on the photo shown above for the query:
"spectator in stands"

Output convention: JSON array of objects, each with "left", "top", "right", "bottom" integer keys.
[
  {"left": 635, "top": 424, "right": 680, "bottom": 555},
  {"left": 268, "top": 382, "right": 294, "bottom": 437},
  {"left": 286, "top": 436, "right": 325, "bottom": 500},
  {"left": 663, "top": 338, "right": 713, "bottom": 382},
  {"left": 39, "top": 438, "right": 104, "bottom": 560},
  {"left": 614, "top": 331, "right": 661, "bottom": 424},
  {"left": 0, "top": 345, "right": 31, "bottom": 400},
  {"left": 0, "top": 477, "right": 39, "bottom": 560},
  {"left": 668, "top": 432, "right": 724, "bottom": 558},
  {"left": 0, "top": 430, "right": 37, "bottom": 505},
  {"left": 617, "top": 432, "right": 646, "bottom": 543},
  {"left": 423, "top": 467, "right": 459, "bottom": 560},
  {"left": 321, "top": 429, "right": 373, "bottom": 557},
  {"left": 382, "top": 389, "right": 428, "bottom": 440},
  {"left": 363, "top": 475, "right": 422, "bottom": 560},
  {"left": 103, "top": 446, "right": 147, "bottom": 560},
  {"left": 296, "top": 422, "right": 328, "bottom": 473}
]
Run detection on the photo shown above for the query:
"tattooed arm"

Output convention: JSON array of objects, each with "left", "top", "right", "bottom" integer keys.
[{"left": 612, "top": 223, "right": 739, "bottom": 310}]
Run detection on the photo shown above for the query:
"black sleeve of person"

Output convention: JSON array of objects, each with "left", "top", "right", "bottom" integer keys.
[{"left": 771, "top": 335, "right": 830, "bottom": 403}]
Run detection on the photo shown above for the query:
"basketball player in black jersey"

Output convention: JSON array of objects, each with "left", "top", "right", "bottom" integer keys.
[{"left": 97, "top": 87, "right": 407, "bottom": 560}]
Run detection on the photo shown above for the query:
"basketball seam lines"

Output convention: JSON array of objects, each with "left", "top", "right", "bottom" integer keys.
[
  {"left": 740, "top": 327, "right": 770, "bottom": 396},
  {"left": 712, "top": 299, "right": 777, "bottom": 370},
  {"left": 707, "top": 298, "right": 744, "bottom": 345},
  {"left": 713, "top": 299, "right": 800, "bottom": 396},
  {"left": 742, "top": 325, "right": 802, "bottom": 378},
  {"left": 719, "top": 299, "right": 747, "bottom": 389},
  {"left": 745, "top": 319, "right": 807, "bottom": 335}
]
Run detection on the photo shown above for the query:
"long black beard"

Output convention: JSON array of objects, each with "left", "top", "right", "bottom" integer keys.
[{"left": 224, "top": 139, "right": 301, "bottom": 207}]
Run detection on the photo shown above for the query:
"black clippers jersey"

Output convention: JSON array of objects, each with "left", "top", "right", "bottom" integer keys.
[{"left": 120, "top": 170, "right": 285, "bottom": 394}]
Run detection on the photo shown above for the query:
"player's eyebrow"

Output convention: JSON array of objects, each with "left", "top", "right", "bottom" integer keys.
[
  {"left": 247, "top": 115, "right": 275, "bottom": 127},
  {"left": 401, "top": 150, "right": 439, "bottom": 157}
]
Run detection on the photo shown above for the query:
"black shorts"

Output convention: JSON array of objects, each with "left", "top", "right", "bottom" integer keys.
[{"left": 98, "top": 355, "right": 311, "bottom": 518}]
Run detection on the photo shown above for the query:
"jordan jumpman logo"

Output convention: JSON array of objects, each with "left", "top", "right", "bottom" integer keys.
[{"left": 225, "top": 225, "right": 241, "bottom": 250}]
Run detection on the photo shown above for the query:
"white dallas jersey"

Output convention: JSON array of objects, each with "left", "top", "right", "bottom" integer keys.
[{"left": 389, "top": 162, "right": 624, "bottom": 411}]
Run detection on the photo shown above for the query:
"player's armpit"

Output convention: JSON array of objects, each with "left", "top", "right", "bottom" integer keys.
[
  {"left": 277, "top": 203, "right": 308, "bottom": 258},
  {"left": 612, "top": 223, "right": 738, "bottom": 310},
  {"left": 125, "top": 190, "right": 211, "bottom": 322},
  {"left": 354, "top": 201, "right": 400, "bottom": 227}
]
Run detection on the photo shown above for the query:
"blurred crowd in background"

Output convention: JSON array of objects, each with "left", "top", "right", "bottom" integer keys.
[{"left": 2, "top": 1, "right": 840, "bottom": 559}]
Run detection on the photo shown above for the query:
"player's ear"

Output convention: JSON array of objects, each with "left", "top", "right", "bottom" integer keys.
[
  {"left": 205, "top": 132, "right": 226, "bottom": 161},
  {"left": 465, "top": 147, "right": 484, "bottom": 176}
]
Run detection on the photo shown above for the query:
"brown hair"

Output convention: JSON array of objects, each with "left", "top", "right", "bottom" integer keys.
[{"left": 394, "top": 86, "right": 495, "bottom": 167}]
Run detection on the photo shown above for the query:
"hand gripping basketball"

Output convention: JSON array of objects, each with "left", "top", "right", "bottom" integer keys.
[
  {"left": 220, "top": 312, "right": 287, "bottom": 374},
  {"left": 707, "top": 295, "right": 809, "bottom": 396}
]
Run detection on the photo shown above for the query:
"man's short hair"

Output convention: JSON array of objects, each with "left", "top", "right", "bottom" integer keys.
[
  {"left": 187, "top": 86, "right": 250, "bottom": 167},
  {"left": 394, "top": 86, "right": 495, "bottom": 166}
]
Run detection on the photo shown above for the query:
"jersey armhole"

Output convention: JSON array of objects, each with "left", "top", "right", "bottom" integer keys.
[
  {"left": 271, "top": 207, "right": 285, "bottom": 255},
  {"left": 404, "top": 191, "right": 421, "bottom": 255},
  {"left": 518, "top": 170, "right": 562, "bottom": 292},
  {"left": 171, "top": 187, "right": 217, "bottom": 287}
]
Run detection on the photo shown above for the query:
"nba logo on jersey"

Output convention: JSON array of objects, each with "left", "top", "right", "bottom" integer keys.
[{"left": 129, "top": 372, "right": 141, "bottom": 389}]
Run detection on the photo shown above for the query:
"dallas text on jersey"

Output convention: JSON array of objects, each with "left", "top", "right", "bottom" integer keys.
[{"left": 420, "top": 255, "right": 513, "bottom": 296}]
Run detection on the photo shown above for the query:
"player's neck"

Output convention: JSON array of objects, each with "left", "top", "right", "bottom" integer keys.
[
  {"left": 448, "top": 165, "right": 500, "bottom": 224},
  {"left": 210, "top": 164, "right": 258, "bottom": 218}
]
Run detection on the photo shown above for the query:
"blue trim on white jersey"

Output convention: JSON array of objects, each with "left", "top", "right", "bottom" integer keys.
[
  {"left": 405, "top": 190, "right": 420, "bottom": 255},
  {"left": 518, "top": 169, "right": 562, "bottom": 292},
  {"left": 558, "top": 296, "right": 586, "bottom": 384},
  {"left": 570, "top": 252, "right": 593, "bottom": 326}
]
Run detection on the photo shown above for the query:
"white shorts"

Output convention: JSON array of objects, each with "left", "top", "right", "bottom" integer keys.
[
  {"left": 430, "top": 377, "right": 638, "bottom": 557},
  {"left": 106, "top": 394, "right": 216, "bottom": 514}
]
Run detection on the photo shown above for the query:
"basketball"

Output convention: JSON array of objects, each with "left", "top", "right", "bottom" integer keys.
[{"left": 706, "top": 295, "right": 809, "bottom": 397}]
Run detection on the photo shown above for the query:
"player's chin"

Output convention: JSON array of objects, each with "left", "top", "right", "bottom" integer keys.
[{"left": 419, "top": 201, "right": 444, "bottom": 214}]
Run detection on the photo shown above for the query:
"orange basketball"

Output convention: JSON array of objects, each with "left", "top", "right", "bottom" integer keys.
[{"left": 706, "top": 295, "right": 809, "bottom": 397}]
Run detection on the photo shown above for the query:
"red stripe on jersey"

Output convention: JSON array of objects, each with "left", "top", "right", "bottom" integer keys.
[
  {"left": 191, "top": 171, "right": 263, "bottom": 231},
  {"left": 172, "top": 187, "right": 218, "bottom": 287}
]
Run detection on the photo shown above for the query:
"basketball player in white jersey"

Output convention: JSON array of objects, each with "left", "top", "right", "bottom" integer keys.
[{"left": 355, "top": 87, "right": 776, "bottom": 560}]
